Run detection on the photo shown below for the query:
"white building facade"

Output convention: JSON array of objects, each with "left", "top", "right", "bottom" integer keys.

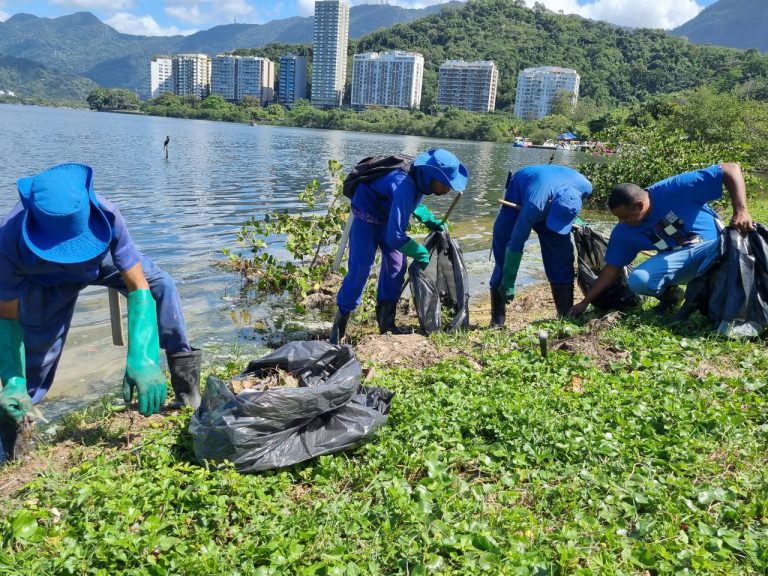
[
  {"left": 312, "top": 0, "right": 349, "bottom": 108},
  {"left": 351, "top": 51, "right": 424, "bottom": 110},
  {"left": 237, "top": 57, "right": 275, "bottom": 104},
  {"left": 173, "top": 53, "right": 211, "bottom": 99},
  {"left": 279, "top": 54, "right": 308, "bottom": 106},
  {"left": 514, "top": 66, "right": 580, "bottom": 120},
  {"left": 437, "top": 60, "right": 498, "bottom": 113},
  {"left": 149, "top": 56, "right": 174, "bottom": 99}
]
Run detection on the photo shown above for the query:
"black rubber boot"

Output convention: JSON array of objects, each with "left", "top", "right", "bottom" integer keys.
[
  {"left": 376, "top": 301, "right": 410, "bottom": 335},
  {"left": 329, "top": 308, "right": 350, "bottom": 345},
  {"left": 167, "top": 348, "right": 202, "bottom": 410},
  {"left": 652, "top": 286, "right": 684, "bottom": 315},
  {"left": 550, "top": 282, "right": 574, "bottom": 317},
  {"left": 490, "top": 288, "right": 506, "bottom": 328}
]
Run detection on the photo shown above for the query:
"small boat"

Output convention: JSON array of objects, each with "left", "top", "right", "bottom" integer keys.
[{"left": 513, "top": 136, "right": 531, "bottom": 148}]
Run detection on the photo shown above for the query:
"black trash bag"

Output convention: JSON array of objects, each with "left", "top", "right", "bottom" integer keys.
[
  {"left": 189, "top": 341, "right": 394, "bottom": 473},
  {"left": 689, "top": 225, "right": 768, "bottom": 338},
  {"left": 571, "top": 223, "right": 642, "bottom": 311},
  {"left": 408, "top": 230, "right": 470, "bottom": 335}
]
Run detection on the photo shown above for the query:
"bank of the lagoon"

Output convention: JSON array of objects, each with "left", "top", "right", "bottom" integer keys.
[{"left": 0, "top": 103, "right": 585, "bottom": 418}]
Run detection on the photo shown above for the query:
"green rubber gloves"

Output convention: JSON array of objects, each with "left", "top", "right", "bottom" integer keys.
[
  {"left": 123, "top": 289, "right": 167, "bottom": 416},
  {"left": 399, "top": 238, "right": 430, "bottom": 270},
  {"left": 412, "top": 204, "right": 445, "bottom": 232},
  {"left": 499, "top": 250, "right": 523, "bottom": 302},
  {"left": 0, "top": 319, "right": 31, "bottom": 425}
]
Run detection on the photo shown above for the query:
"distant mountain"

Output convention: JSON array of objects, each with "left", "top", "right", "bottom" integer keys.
[
  {"left": 0, "top": 54, "right": 98, "bottom": 100},
  {"left": 672, "top": 0, "right": 768, "bottom": 53},
  {"left": 0, "top": 3, "right": 463, "bottom": 96}
]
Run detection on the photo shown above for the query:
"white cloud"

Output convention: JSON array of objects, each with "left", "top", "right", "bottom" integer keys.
[
  {"left": 0, "top": 11, "right": 8, "bottom": 22},
  {"left": 296, "top": 0, "right": 314, "bottom": 17},
  {"left": 525, "top": 0, "right": 703, "bottom": 30},
  {"left": 165, "top": 0, "right": 255, "bottom": 25},
  {"left": 51, "top": 0, "right": 135, "bottom": 10},
  {"left": 106, "top": 11, "right": 196, "bottom": 35}
]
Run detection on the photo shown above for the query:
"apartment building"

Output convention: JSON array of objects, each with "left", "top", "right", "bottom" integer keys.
[
  {"left": 350, "top": 51, "right": 424, "bottom": 110},
  {"left": 437, "top": 60, "right": 498, "bottom": 113},
  {"left": 149, "top": 56, "right": 174, "bottom": 98},
  {"left": 514, "top": 66, "right": 580, "bottom": 120},
  {"left": 312, "top": 0, "right": 349, "bottom": 108},
  {"left": 278, "top": 54, "right": 308, "bottom": 106},
  {"left": 211, "top": 55, "right": 237, "bottom": 101},
  {"left": 237, "top": 57, "right": 275, "bottom": 104},
  {"left": 173, "top": 53, "right": 211, "bottom": 99}
]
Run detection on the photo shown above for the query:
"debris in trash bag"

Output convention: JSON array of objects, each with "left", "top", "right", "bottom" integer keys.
[
  {"left": 190, "top": 341, "right": 394, "bottom": 473},
  {"left": 229, "top": 368, "right": 300, "bottom": 394}
]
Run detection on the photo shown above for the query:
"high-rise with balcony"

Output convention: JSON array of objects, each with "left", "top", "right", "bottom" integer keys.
[
  {"left": 351, "top": 51, "right": 424, "bottom": 110},
  {"left": 211, "top": 55, "right": 237, "bottom": 101},
  {"left": 279, "top": 55, "right": 307, "bottom": 106},
  {"left": 312, "top": 0, "right": 349, "bottom": 108},
  {"left": 514, "top": 66, "right": 580, "bottom": 120},
  {"left": 173, "top": 53, "right": 211, "bottom": 99},
  {"left": 237, "top": 57, "right": 275, "bottom": 104},
  {"left": 149, "top": 56, "right": 174, "bottom": 98},
  {"left": 437, "top": 60, "right": 498, "bottom": 113}
]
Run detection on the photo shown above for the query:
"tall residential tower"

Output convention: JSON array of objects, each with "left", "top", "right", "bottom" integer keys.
[
  {"left": 312, "top": 0, "right": 349, "bottom": 108},
  {"left": 437, "top": 60, "right": 498, "bottom": 113},
  {"left": 279, "top": 55, "right": 308, "bottom": 106},
  {"left": 514, "top": 66, "right": 580, "bottom": 120},
  {"left": 351, "top": 51, "right": 424, "bottom": 109}
]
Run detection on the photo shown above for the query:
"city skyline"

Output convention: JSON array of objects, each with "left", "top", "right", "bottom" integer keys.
[{"left": 0, "top": 0, "right": 717, "bottom": 37}]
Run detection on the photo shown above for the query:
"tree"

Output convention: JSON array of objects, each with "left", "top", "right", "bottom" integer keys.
[
  {"left": 201, "top": 95, "right": 229, "bottom": 109},
  {"left": 86, "top": 87, "right": 109, "bottom": 110}
]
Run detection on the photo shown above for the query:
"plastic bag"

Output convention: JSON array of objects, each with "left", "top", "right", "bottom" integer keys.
[
  {"left": 189, "top": 341, "right": 393, "bottom": 473},
  {"left": 408, "top": 230, "right": 470, "bottom": 334}
]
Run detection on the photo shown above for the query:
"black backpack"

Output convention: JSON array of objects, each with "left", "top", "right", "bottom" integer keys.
[
  {"left": 571, "top": 224, "right": 642, "bottom": 311},
  {"left": 342, "top": 154, "right": 415, "bottom": 199}
]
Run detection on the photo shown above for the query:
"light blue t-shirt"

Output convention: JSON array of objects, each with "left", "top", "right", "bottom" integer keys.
[
  {"left": 604, "top": 164, "right": 724, "bottom": 268},
  {"left": 0, "top": 195, "right": 142, "bottom": 300}
]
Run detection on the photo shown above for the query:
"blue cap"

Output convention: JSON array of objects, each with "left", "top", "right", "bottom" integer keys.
[
  {"left": 413, "top": 149, "right": 468, "bottom": 192},
  {"left": 17, "top": 163, "right": 112, "bottom": 264},
  {"left": 546, "top": 189, "right": 583, "bottom": 235}
]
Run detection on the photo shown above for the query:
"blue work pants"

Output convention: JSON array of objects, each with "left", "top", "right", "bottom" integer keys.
[
  {"left": 336, "top": 219, "right": 406, "bottom": 313},
  {"left": 490, "top": 210, "right": 575, "bottom": 288},
  {"left": 627, "top": 239, "right": 720, "bottom": 297},
  {"left": 20, "top": 253, "right": 191, "bottom": 404}
]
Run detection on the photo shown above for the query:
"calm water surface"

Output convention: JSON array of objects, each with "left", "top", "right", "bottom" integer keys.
[{"left": 0, "top": 104, "right": 582, "bottom": 416}]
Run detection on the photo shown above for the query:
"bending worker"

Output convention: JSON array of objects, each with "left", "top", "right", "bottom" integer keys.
[
  {"left": 570, "top": 163, "right": 753, "bottom": 318},
  {"left": 0, "top": 163, "right": 202, "bottom": 462},
  {"left": 490, "top": 164, "right": 592, "bottom": 326},
  {"left": 330, "top": 149, "right": 469, "bottom": 344}
]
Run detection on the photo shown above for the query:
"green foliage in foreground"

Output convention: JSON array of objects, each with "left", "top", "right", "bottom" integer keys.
[{"left": 2, "top": 313, "right": 768, "bottom": 574}]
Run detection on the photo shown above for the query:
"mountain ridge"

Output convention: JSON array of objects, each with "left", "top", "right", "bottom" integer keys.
[{"left": 672, "top": 0, "right": 767, "bottom": 53}]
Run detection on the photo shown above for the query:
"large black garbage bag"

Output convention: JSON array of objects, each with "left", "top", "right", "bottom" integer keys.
[
  {"left": 189, "top": 341, "right": 394, "bottom": 473},
  {"left": 692, "top": 226, "right": 768, "bottom": 338},
  {"left": 408, "top": 230, "right": 470, "bottom": 334},
  {"left": 571, "top": 224, "right": 642, "bottom": 311}
]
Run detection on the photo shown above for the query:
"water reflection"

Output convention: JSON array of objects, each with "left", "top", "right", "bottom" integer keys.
[{"left": 0, "top": 104, "right": 584, "bottom": 416}]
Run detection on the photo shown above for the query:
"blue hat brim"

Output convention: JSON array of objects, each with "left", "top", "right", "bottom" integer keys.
[
  {"left": 18, "top": 164, "right": 112, "bottom": 264},
  {"left": 413, "top": 150, "right": 469, "bottom": 192}
]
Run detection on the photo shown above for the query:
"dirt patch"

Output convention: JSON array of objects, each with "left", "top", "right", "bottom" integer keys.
[
  {"left": 549, "top": 311, "right": 629, "bottom": 370},
  {"left": 0, "top": 408, "right": 172, "bottom": 501},
  {"left": 470, "top": 283, "right": 567, "bottom": 330},
  {"left": 354, "top": 333, "right": 449, "bottom": 369},
  {"left": 689, "top": 360, "right": 741, "bottom": 380}
]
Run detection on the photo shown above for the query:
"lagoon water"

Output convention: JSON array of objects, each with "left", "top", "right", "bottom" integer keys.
[{"left": 0, "top": 104, "right": 582, "bottom": 417}]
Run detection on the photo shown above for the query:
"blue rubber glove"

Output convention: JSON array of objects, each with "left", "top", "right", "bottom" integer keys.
[
  {"left": 123, "top": 289, "right": 167, "bottom": 416},
  {"left": 0, "top": 319, "right": 31, "bottom": 425},
  {"left": 412, "top": 204, "right": 445, "bottom": 232},
  {"left": 399, "top": 238, "right": 430, "bottom": 270},
  {"left": 500, "top": 250, "right": 523, "bottom": 303}
]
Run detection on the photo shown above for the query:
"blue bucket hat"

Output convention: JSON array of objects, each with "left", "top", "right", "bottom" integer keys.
[
  {"left": 546, "top": 189, "right": 583, "bottom": 235},
  {"left": 413, "top": 149, "right": 468, "bottom": 193},
  {"left": 17, "top": 163, "right": 112, "bottom": 264}
]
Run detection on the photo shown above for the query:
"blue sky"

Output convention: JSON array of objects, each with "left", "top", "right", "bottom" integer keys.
[{"left": 0, "top": 0, "right": 719, "bottom": 36}]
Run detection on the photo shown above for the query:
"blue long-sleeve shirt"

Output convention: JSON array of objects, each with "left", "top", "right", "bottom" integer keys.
[{"left": 351, "top": 168, "right": 424, "bottom": 250}]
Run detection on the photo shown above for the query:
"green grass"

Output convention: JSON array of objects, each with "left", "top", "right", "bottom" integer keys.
[{"left": 1, "top": 307, "right": 767, "bottom": 575}]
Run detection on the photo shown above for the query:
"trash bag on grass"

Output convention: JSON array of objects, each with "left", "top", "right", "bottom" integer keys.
[
  {"left": 189, "top": 341, "right": 393, "bottom": 473},
  {"left": 408, "top": 230, "right": 470, "bottom": 334}
]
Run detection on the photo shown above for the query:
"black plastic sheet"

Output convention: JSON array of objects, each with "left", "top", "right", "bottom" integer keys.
[
  {"left": 408, "top": 230, "right": 470, "bottom": 335},
  {"left": 189, "top": 341, "right": 393, "bottom": 473},
  {"left": 572, "top": 224, "right": 642, "bottom": 311}
]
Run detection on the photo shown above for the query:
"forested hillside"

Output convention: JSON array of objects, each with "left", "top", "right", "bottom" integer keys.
[
  {"left": 673, "top": 0, "right": 767, "bottom": 53},
  {"left": 0, "top": 54, "right": 98, "bottom": 101},
  {"left": 354, "top": 0, "right": 754, "bottom": 110}
]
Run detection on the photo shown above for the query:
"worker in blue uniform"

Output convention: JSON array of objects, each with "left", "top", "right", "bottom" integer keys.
[
  {"left": 330, "top": 149, "right": 469, "bottom": 344},
  {"left": 0, "top": 163, "right": 201, "bottom": 463},
  {"left": 490, "top": 164, "right": 593, "bottom": 326}
]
